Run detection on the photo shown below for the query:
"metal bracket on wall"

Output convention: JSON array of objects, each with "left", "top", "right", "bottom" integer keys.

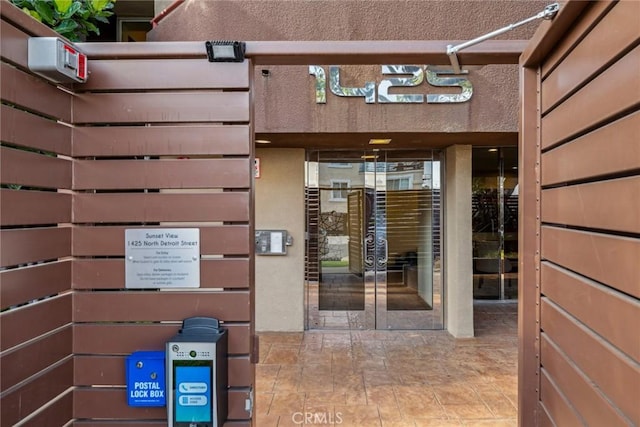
[{"left": 446, "top": 3, "right": 560, "bottom": 74}]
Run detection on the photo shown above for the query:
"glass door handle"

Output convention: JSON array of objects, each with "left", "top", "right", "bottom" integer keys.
[
  {"left": 377, "top": 237, "right": 388, "bottom": 266},
  {"left": 364, "top": 233, "right": 375, "bottom": 267}
]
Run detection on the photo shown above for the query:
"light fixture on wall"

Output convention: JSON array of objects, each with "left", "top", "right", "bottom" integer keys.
[
  {"left": 205, "top": 40, "right": 246, "bottom": 62},
  {"left": 256, "top": 139, "right": 272, "bottom": 144},
  {"left": 369, "top": 139, "right": 392, "bottom": 145}
]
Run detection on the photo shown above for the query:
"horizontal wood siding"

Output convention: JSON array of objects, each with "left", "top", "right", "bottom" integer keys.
[
  {"left": 532, "top": 2, "right": 640, "bottom": 426},
  {"left": 73, "top": 259, "right": 250, "bottom": 289},
  {"left": 72, "top": 91, "right": 250, "bottom": 124},
  {"left": 74, "top": 158, "right": 250, "bottom": 190},
  {"left": 70, "top": 53, "right": 254, "bottom": 425},
  {"left": 1, "top": 146, "right": 72, "bottom": 190},
  {"left": 73, "top": 192, "right": 249, "bottom": 223},
  {"left": 0, "top": 359, "right": 73, "bottom": 426},
  {"left": 541, "top": 43, "right": 640, "bottom": 149},
  {"left": 0, "top": 189, "right": 71, "bottom": 226},
  {"left": 1, "top": 104, "right": 72, "bottom": 155},
  {"left": 0, "top": 227, "right": 71, "bottom": 267},
  {"left": 0, "top": 260, "right": 71, "bottom": 308},
  {"left": 73, "top": 324, "right": 251, "bottom": 355},
  {"left": 75, "top": 355, "right": 251, "bottom": 387},
  {"left": 0, "top": 10, "right": 73, "bottom": 425},
  {"left": 0, "top": 62, "right": 71, "bottom": 122},
  {"left": 72, "top": 125, "right": 250, "bottom": 157},
  {"left": 73, "top": 225, "right": 250, "bottom": 255},
  {"left": 80, "top": 59, "right": 250, "bottom": 91}
]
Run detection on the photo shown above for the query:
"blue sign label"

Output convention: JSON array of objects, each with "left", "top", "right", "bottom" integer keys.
[
  {"left": 175, "top": 365, "right": 212, "bottom": 422},
  {"left": 126, "top": 351, "right": 166, "bottom": 407}
]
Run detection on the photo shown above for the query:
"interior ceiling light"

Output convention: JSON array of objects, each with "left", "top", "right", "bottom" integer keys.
[
  {"left": 361, "top": 155, "right": 379, "bottom": 159},
  {"left": 255, "top": 139, "right": 272, "bottom": 144},
  {"left": 369, "top": 139, "right": 392, "bottom": 145},
  {"left": 488, "top": 148, "right": 498, "bottom": 152}
]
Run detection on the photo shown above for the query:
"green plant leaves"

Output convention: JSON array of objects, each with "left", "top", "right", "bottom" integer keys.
[
  {"left": 21, "top": 6, "right": 42, "bottom": 22},
  {"left": 61, "top": 2, "right": 82, "bottom": 19},
  {"left": 54, "top": 19, "right": 78, "bottom": 35},
  {"left": 33, "top": 0, "right": 55, "bottom": 25},
  {"left": 53, "top": 0, "right": 72, "bottom": 13},
  {"left": 11, "top": 0, "right": 115, "bottom": 42}
]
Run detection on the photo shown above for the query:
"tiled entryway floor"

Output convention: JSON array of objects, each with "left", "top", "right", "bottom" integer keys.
[{"left": 256, "top": 301, "right": 518, "bottom": 426}]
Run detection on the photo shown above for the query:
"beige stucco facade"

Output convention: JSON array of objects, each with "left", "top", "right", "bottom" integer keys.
[{"left": 255, "top": 148, "right": 306, "bottom": 331}]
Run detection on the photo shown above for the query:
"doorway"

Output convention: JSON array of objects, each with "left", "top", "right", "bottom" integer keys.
[
  {"left": 305, "top": 150, "right": 443, "bottom": 329},
  {"left": 472, "top": 147, "right": 519, "bottom": 300}
]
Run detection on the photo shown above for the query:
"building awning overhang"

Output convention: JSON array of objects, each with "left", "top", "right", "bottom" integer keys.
[{"left": 78, "top": 40, "right": 527, "bottom": 66}]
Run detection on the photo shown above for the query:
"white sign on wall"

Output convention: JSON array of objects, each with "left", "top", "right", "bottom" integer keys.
[{"left": 125, "top": 228, "right": 200, "bottom": 289}]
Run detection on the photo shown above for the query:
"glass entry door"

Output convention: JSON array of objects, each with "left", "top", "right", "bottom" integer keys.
[{"left": 306, "top": 150, "right": 443, "bottom": 330}]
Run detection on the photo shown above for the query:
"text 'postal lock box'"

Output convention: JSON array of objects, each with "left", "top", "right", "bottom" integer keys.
[{"left": 126, "top": 351, "right": 166, "bottom": 407}]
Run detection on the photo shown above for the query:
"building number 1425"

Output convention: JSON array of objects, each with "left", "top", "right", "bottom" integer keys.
[{"left": 309, "top": 65, "right": 473, "bottom": 104}]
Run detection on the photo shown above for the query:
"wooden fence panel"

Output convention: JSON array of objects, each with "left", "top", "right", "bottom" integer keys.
[
  {"left": 72, "top": 125, "right": 250, "bottom": 157},
  {"left": 73, "top": 324, "right": 251, "bottom": 356},
  {"left": 0, "top": 227, "right": 71, "bottom": 267},
  {"left": 0, "top": 260, "right": 71, "bottom": 308},
  {"left": 72, "top": 91, "right": 250, "bottom": 124},
  {"left": 541, "top": 176, "right": 640, "bottom": 233},
  {"left": 73, "top": 192, "right": 249, "bottom": 223},
  {"left": 541, "top": 44, "right": 640, "bottom": 149},
  {"left": 75, "top": 355, "right": 251, "bottom": 387},
  {"left": 0, "top": 189, "right": 71, "bottom": 226},
  {"left": 80, "top": 59, "right": 250, "bottom": 91},
  {"left": 541, "top": 111, "right": 640, "bottom": 186},
  {"left": 541, "top": 262, "right": 640, "bottom": 361},
  {"left": 0, "top": 146, "right": 72, "bottom": 189},
  {"left": 522, "top": 2, "right": 640, "bottom": 426},
  {"left": 0, "top": 293, "right": 71, "bottom": 351},
  {"left": 541, "top": 0, "right": 639, "bottom": 112},
  {"left": 541, "top": 299, "right": 639, "bottom": 424},
  {"left": 0, "top": 9, "right": 74, "bottom": 425},
  {"left": 541, "top": 336, "right": 631, "bottom": 426},
  {"left": 0, "top": 104, "right": 72, "bottom": 155},
  {"left": 74, "top": 388, "right": 251, "bottom": 421},
  {"left": 0, "top": 326, "right": 72, "bottom": 391},
  {"left": 73, "top": 292, "right": 250, "bottom": 322},
  {"left": 1, "top": 62, "right": 72, "bottom": 121},
  {"left": 74, "top": 158, "right": 250, "bottom": 190},
  {"left": 73, "top": 225, "right": 250, "bottom": 256},
  {"left": 73, "top": 258, "right": 250, "bottom": 289},
  {"left": 0, "top": 359, "right": 73, "bottom": 427},
  {"left": 68, "top": 51, "right": 254, "bottom": 425}
]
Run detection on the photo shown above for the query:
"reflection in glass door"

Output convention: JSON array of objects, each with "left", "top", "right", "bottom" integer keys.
[
  {"left": 472, "top": 147, "right": 518, "bottom": 300},
  {"left": 305, "top": 150, "right": 443, "bottom": 330}
]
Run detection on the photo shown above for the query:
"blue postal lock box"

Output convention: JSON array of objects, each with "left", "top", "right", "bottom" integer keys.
[{"left": 126, "top": 351, "right": 166, "bottom": 407}]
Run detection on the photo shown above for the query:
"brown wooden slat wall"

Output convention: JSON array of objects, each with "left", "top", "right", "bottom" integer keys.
[
  {"left": 69, "top": 47, "right": 254, "bottom": 426},
  {"left": 0, "top": 5, "right": 74, "bottom": 425},
  {"left": 522, "top": 1, "right": 640, "bottom": 425}
]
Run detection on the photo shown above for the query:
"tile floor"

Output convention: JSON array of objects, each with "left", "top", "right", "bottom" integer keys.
[{"left": 256, "top": 301, "right": 518, "bottom": 426}]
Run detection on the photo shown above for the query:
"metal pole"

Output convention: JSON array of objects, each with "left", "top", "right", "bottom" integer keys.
[{"left": 446, "top": 3, "right": 559, "bottom": 73}]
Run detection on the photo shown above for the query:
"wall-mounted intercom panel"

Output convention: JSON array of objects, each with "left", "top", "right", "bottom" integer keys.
[{"left": 255, "top": 230, "right": 293, "bottom": 255}]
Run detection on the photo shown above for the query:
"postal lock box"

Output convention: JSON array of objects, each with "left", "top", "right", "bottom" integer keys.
[{"left": 166, "top": 317, "right": 228, "bottom": 427}]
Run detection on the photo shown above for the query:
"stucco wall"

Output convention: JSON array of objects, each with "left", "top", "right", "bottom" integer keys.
[
  {"left": 255, "top": 148, "right": 306, "bottom": 331},
  {"left": 150, "top": 0, "right": 546, "bottom": 137},
  {"left": 150, "top": 1, "right": 547, "bottom": 42},
  {"left": 253, "top": 64, "right": 520, "bottom": 135}
]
